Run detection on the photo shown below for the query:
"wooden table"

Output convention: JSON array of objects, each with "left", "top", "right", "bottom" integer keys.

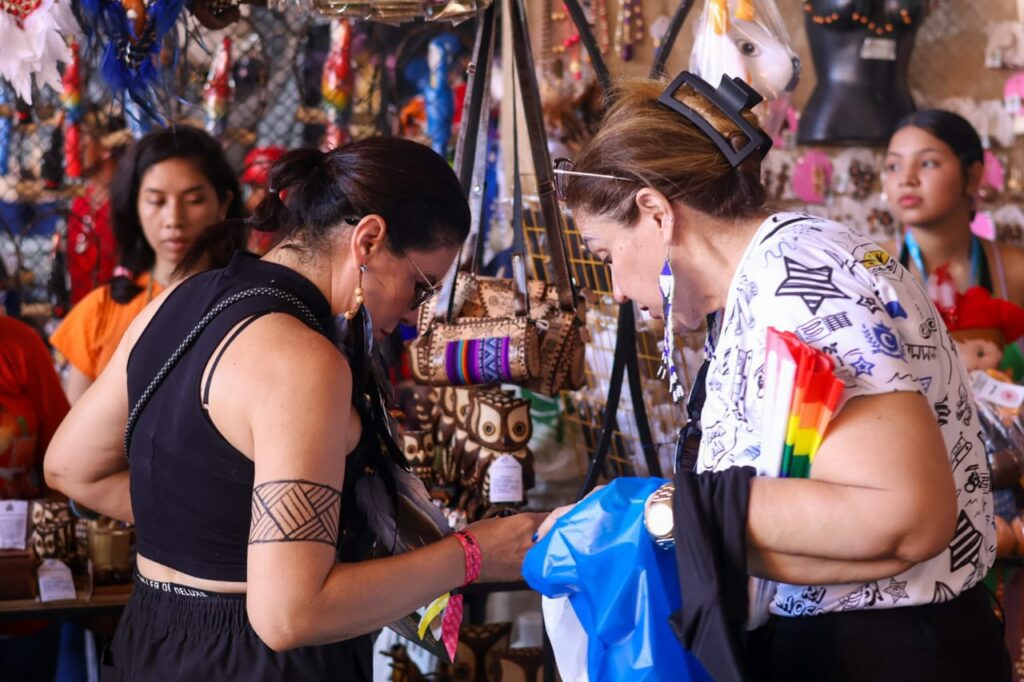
[{"left": 0, "top": 588, "right": 131, "bottom": 623}]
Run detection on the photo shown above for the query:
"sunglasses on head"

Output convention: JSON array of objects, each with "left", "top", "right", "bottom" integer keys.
[{"left": 552, "top": 158, "right": 633, "bottom": 202}]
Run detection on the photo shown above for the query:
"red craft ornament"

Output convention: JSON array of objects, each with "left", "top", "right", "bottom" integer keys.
[
  {"left": 62, "top": 41, "right": 82, "bottom": 179},
  {"left": 936, "top": 278, "right": 1024, "bottom": 348}
]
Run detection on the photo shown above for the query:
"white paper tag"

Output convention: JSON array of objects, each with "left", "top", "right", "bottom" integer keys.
[
  {"left": 0, "top": 499, "right": 28, "bottom": 550},
  {"left": 489, "top": 455, "right": 524, "bottom": 504},
  {"left": 37, "top": 559, "right": 76, "bottom": 602},
  {"left": 971, "top": 371, "right": 1024, "bottom": 410},
  {"left": 860, "top": 37, "right": 897, "bottom": 61}
]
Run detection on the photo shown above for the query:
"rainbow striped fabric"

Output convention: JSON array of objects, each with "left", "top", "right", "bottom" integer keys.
[
  {"left": 444, "top": 337, "right": 514, "bottom": 385},
  {"left": 762, "top": 327, "right": 845, "bottom": 479}
]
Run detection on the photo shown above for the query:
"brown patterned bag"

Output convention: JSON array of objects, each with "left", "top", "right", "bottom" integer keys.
[{"left": 408, "top": 3, "right": 587, "bottom": 397}]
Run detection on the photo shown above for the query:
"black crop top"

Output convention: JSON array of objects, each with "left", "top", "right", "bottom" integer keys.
[{"left": 126, "top": 252, "right": 374, "bottom": 582}]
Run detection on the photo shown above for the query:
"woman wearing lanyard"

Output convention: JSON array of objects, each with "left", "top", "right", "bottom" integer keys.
[{"left": 883, "top": 109, "right": 1024, "bottom": 377}]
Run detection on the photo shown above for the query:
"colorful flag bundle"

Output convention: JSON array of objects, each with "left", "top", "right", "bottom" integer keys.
[{"left": 761, "top": 327, "right": 844, "bottom": 479}]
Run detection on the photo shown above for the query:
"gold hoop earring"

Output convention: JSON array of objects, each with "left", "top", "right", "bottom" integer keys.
[{"left": 345, "top": 264, "right": 367, "bottom": 320}]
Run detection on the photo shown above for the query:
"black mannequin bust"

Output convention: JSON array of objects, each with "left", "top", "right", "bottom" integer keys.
[{"left": 798, "top": 0, "right": 929, "bottom": 146}]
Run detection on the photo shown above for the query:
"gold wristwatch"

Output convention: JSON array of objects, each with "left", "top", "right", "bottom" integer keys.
[{"left": 644, "top": 482, "right": 675, "bottom": 549}]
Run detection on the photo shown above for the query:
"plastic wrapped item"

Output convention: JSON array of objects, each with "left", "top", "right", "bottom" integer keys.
[
  {"left": 522, "top": 478, "right": 711, "bottom": 682},
  {"left": 690, "top": 0, "right": 799, "bottom": 101}
]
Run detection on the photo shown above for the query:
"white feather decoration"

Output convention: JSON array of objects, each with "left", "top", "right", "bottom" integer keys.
[{"left": 0, "top": 0, "right": 81, "bottom": 103}]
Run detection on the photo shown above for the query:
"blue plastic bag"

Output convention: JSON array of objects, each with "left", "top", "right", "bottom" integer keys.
[{"left": 523, "top": 478, "right": 712, "bottom": 682}]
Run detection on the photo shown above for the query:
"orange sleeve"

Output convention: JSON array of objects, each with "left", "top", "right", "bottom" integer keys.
[{"left": 50, "top": 285, "right": 108, "bottom": 379}]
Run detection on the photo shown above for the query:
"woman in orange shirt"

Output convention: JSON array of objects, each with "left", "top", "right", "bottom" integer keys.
[{"left": 51, "top": 126, "right": 245, "bottom": 402}]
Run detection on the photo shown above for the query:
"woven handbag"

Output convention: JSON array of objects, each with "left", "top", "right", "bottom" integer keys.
[{"left": 408, "top": 1, "right": 587, "bottom": 397}]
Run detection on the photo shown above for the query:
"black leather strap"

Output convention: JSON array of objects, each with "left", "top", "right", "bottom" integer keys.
[
  {"left": 561, "top": 0, "right": 612, "bottom": 93},
  {"left": 650, "top": 0, "right": 698, "bottom": 78},
  {"left": 509, "top": 0, "right": 578, "bottom": 312},
  {"left": 440, "top": 6, "right": 498, "bottom": 322}
]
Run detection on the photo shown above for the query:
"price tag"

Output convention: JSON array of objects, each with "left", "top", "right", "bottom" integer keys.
[
  {"left": 971, "top": 371, "right": 1024, "bottom": 410},
  {"left": 37, "top": 559, "right": 76, "bottom": 602},
  {"left": 860, "top": 37, "right": 897, "bottom": 61},
  {"left": 488, "top": 455, "right": 524, "bottom": 504},
  {"left": 0, "top": 500, "right": 27, "bottom": 550}
]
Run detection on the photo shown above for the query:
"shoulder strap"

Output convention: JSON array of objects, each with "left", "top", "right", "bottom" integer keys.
[
  {"left": 509, "top": 0, "right": 578, "bottom": 312},
  {"left": 990, "top": 240, "right": 1010, "bottom": 300},
  {"left": 123, "top": 286, "right": 325, "bottom": 459},
  {"left": 437, "top": 6, "right": 498, "bottom": 322}
]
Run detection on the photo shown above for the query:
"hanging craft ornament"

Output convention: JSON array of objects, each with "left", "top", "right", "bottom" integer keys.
[
  {"left": 658, "top": 256, "right": 685, "bottom": 403},
  {"left": 203, "top": 37, "right": 234, "bottom": 138},
  {"left": 0, "top": 0, "right": 80, "bottom": 104},
  {"left": 691, "top": 0, "right": 799, "bottom": 102},
  {"left": 311, "top": 0, "right": 491, "bottom": 25},
  {"left": 0, "top": 83, "right": 12, "bottom": 177},
  {"left": 424, "top": 33, "right": 459, "bottom": 159},
  {"left": 61, "top": 41, "right": 83, "bottom": 179},
  {"left": 77, "top": 0, "right": 190, "bottom": 121},
  {"left": 321, "top": 19, "right": 354, "bottom": 151},
  {"left": 792, "top": 150, "right": 832, "bottom": 205}
]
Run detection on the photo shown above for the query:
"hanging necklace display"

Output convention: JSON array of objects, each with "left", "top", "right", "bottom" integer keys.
[
  {"left": 591, "top": 0, "right": 610, "bottom": 54},
  {"left": 550, "top": 4, "right": 583, "bottom": 81},
  {"left": 615, "top": 0, "right": 645, "bottom": 61},
  {"left": 802, "top": 0, "right": 917, "bottom": 36}
]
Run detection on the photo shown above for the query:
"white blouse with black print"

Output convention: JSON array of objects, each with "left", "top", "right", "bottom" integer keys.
[{"left": 698, "top": 212, "right": 995, "bottom": 620}]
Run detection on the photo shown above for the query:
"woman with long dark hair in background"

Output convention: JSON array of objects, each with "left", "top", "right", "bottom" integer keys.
[{"left": 50, "top": 126, "right": 245, "bottom": 403}]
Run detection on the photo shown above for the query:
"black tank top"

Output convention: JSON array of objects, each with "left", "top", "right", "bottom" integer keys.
[{"left": 126, "top": 252, "right": 375, "bottom": 582}]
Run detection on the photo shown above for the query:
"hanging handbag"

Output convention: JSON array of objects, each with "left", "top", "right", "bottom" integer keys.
[{"left": 408, "top": 0, "right": 588, "bottom": 397}]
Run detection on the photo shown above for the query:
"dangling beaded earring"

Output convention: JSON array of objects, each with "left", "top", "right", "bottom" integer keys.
[
  {"left": 345, "top": 264, "right": 367, "bottom": 321},
  {"left": 658, "top": 254, "right": 685, "bottom": 403}
]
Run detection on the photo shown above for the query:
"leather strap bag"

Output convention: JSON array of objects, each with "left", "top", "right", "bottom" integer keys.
[{"left": 409, "top": 0, "right": 587, "bottom": 397}]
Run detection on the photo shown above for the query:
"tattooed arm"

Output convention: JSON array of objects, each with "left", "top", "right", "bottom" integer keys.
[
  {"left": 238, "top": 317, "right": 540, "bottom": 652},
  {"left": 745, "top": 391, "right": 957, "bottom": 583}
]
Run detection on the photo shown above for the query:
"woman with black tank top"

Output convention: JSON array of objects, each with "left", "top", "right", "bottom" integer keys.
[{"left": 44, "top": 138, "right": 544, "bottom": 681}]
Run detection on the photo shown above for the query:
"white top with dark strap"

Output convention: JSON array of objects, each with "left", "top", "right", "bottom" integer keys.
[{"left": 697, "top": 212, "right": 995, "bottom": 620}]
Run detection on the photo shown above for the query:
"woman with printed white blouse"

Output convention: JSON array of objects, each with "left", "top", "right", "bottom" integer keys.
[{"left": 547, "top": 74, "right": 1012, "bottom": 681}]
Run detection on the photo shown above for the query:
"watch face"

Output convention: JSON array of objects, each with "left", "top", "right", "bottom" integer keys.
[{"left": 647, "top": 503, "right": 674, "bottom": 538}]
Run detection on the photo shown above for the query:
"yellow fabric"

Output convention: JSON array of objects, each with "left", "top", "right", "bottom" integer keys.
[{"left": 50, "top": 273, "right": 163, "bottom": 379}]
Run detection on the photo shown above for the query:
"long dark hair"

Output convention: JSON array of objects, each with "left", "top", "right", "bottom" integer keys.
[
  {"left": 109, "top": 126, "right": 245, "bottom": 304},
  {"left": 248, "top": 137, "right": 470, "bottom": 254},
  {"left": 893, "top": 109, "right": 984, "bottom": 179}
]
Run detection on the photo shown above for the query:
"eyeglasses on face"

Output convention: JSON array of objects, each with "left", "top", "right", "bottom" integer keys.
[
  {"left": 552, "top": 158, "right": 634, "bottom": 202},
  {"left": 403, "top": 250, "right": 440, "bottom": 310}
]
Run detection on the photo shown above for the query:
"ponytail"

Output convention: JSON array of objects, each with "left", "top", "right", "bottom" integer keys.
[{"left": 245, "top": 139, "right": 469, "bottom": 253}]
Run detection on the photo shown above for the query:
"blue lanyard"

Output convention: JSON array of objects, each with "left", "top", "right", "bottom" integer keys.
[{"left": 903, "top": 230, "right": 983, "bottom": 286}]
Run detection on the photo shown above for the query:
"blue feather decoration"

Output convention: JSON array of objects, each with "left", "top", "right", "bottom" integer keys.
[{"left": 76, "top": 0, "right": 189, "bottom": 120}]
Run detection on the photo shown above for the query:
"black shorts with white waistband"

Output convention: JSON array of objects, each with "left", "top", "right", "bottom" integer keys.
[{"left": 101, "top": 573, "right": 372, "bottom": 682}]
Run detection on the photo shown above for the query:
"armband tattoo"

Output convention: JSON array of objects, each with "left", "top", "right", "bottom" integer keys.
[{"left": 249, "top": 479, "right": 342, "bottom": 546}]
